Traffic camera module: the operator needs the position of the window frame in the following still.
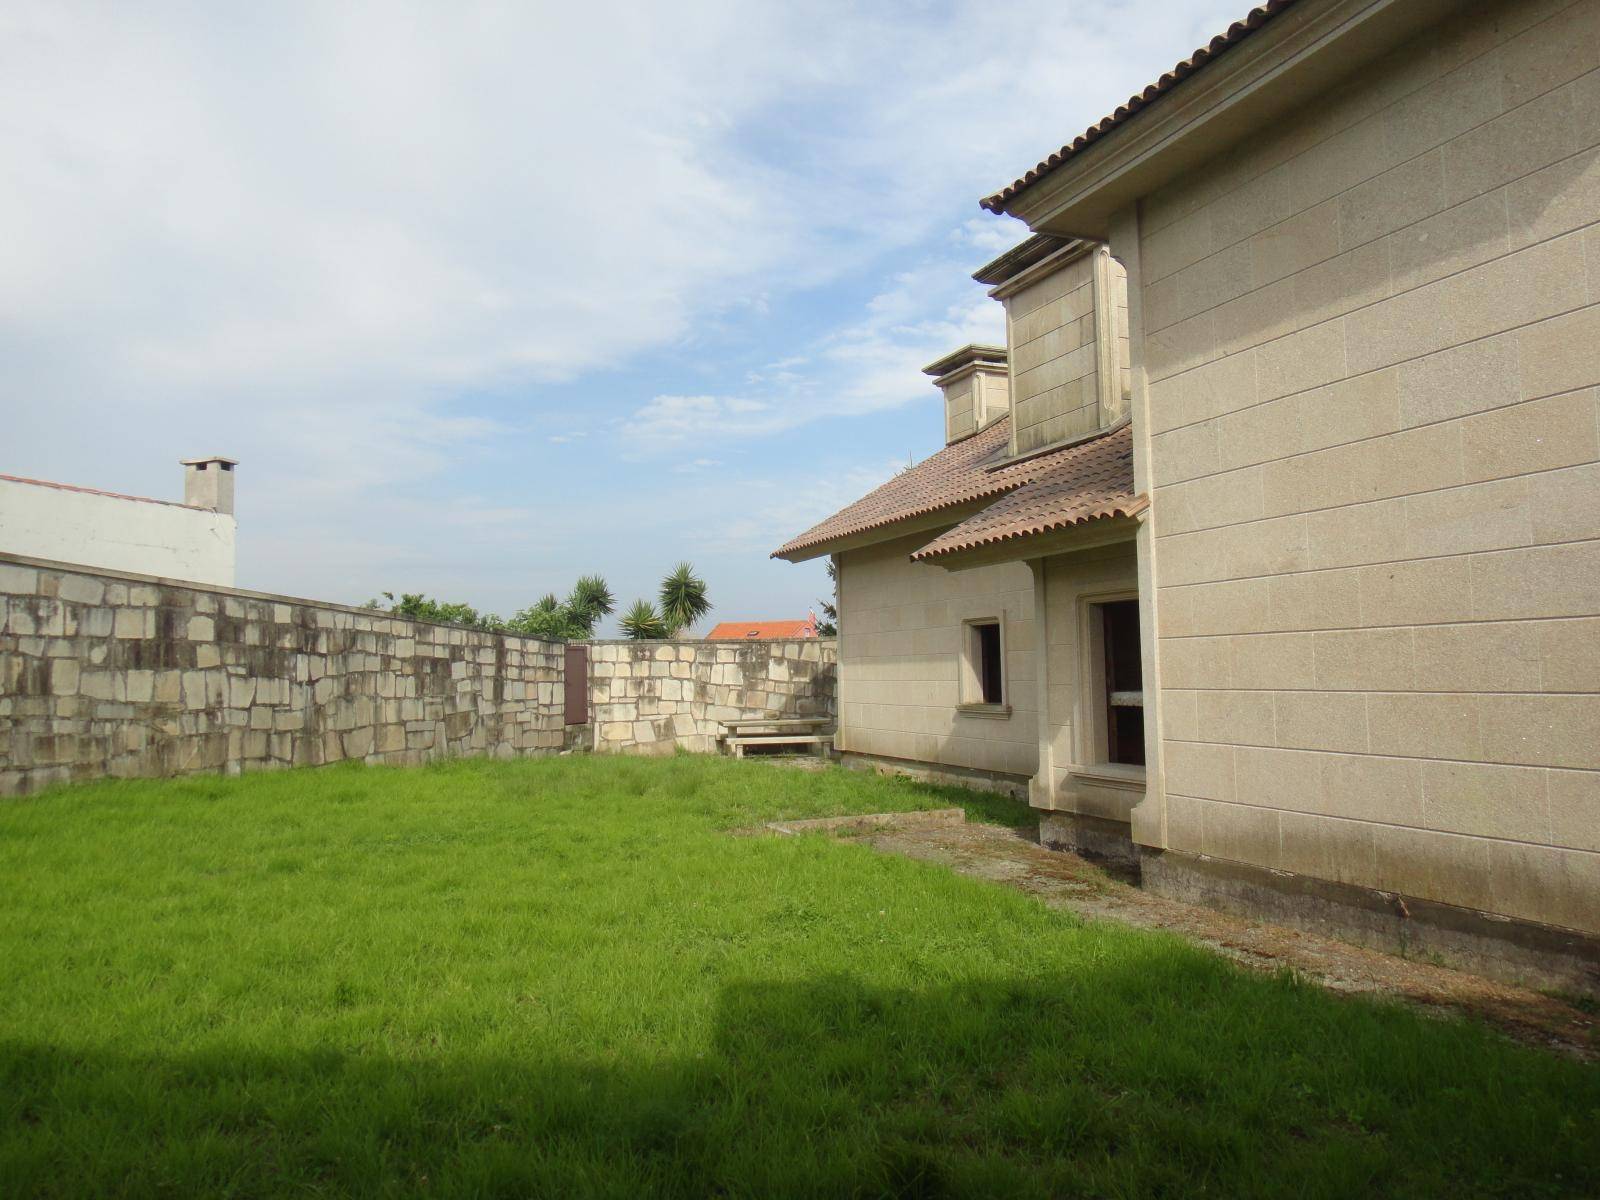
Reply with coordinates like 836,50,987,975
957,615,1011,717
1099,599,1145,767
1074,590,1146,777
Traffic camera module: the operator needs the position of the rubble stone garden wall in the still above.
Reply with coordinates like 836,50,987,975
589,638,836,755
0,554,565,796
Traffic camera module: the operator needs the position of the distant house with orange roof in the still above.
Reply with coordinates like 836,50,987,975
705,615,818,641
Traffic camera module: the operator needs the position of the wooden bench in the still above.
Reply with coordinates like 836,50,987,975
718,717,834,759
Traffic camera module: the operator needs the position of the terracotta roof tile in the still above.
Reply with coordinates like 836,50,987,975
980,1,1299,214
772,419,1036,559
705,619,817,640
774,416,1144,562
911,423,1142,561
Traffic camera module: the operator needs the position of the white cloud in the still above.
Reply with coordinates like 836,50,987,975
620,240,1008,454
2,0,1245,402
1,0,1253,613
671,457,723,474
676,458,908,560
957,217,1023,254
625,395,787,450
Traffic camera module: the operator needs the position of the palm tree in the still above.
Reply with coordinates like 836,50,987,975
620,599,669,640
506,577,615,640
566,575,615,637
658,562,710,637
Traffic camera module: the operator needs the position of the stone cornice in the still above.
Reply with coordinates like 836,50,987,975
921,344,1007,379
985,239,1101,301
972,234,1076,286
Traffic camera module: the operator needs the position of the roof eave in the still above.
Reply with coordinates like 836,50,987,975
771,496,1004,563
912,507,1147,573
988,0,1461,237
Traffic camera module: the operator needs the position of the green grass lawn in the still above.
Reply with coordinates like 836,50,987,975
1,755,1596,1199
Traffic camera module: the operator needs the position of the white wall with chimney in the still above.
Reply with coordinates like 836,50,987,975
0,459,237,587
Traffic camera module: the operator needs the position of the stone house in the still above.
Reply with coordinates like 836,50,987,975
777,0,1600,986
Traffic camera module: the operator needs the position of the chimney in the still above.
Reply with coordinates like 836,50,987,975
922,345,1009,445
181,456,238,514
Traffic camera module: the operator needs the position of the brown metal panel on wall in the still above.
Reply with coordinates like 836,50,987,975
564,644,588,725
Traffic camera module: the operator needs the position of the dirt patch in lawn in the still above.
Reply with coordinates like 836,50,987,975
841,816,1599,1059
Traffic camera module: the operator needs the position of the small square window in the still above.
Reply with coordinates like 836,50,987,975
1098,600,1144,766
968,620,1003,706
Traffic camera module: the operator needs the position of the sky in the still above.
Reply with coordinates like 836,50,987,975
3,0,1244,635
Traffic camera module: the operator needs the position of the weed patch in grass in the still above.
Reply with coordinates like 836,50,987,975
1,755,1596,1197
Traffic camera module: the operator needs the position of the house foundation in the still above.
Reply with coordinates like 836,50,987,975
1140,847,1600,998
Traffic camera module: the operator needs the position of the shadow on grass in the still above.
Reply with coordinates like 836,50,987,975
946,787,1038,832
5,953,1597,1199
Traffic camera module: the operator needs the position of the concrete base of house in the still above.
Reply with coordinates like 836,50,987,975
1038,810,1140,874
1139,847,1600,998
839,751,1030,802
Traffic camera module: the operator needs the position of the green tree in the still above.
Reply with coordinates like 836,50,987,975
566,575,616,636
505,594,568,640
374,592,504,631
505,577,616,640
368,577,615,640
816,560,838,637
658,562,711,637
620,599,669,640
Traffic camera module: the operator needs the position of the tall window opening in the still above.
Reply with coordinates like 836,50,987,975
974,621,1003,704
1098,600,1144,765
961,619,1005,708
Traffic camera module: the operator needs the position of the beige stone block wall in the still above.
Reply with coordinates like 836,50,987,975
945,377,976,442
1006,250,1101,454
1137,0,1600,934
836,531,1036,778
588,638,835,756
979,368,1012,426
0,555,565,796
1039,542,1143,821
1112,256,1133,420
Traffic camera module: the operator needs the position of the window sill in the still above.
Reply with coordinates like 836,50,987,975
1068,763,1146,791
956,702,1012,720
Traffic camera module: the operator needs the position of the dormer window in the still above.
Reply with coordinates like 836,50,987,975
973,236,1131,459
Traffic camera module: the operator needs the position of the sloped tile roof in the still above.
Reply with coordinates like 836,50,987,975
773,417,1142,562
911,423,1142,561
980,1,1299,214
773,419,1037,559
705,619,817,640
